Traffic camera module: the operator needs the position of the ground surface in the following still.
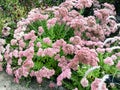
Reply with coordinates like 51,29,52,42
0,71,66,90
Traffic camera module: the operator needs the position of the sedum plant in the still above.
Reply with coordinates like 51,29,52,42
0,0,120,90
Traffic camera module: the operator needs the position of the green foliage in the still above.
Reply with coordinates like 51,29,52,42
28,20,74,42
0,0,26,35
42,0,65,6
98,0,114,4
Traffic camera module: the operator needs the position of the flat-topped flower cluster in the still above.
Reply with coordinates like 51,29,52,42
0,0,120,90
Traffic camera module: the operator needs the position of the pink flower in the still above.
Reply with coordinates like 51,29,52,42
18,58,22,65
43,37,51,45
37,48,44,56
36,77,43,83
30,70,35,77
62,44,75,54
6,64,12,75
14,78,19,83
18,39,26,48
12,50,19,58
38,26,44,35
111,55,117,60
21,66,29,77
91,78,108,90
24,30,35,40
23,59,34,68
10,39,17,46
80,78,89,87
104,57,114,66
74,48,99,66
70,36,81,45
47,18,57,29
57,69,71,86
36,42,41,47
31,67,55,84
44,48,57,57
52,39,66,48
116,61,120,70
96,48,105,53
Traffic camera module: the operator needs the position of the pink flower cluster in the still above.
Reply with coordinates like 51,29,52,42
91,78,108,90
57,68,71,86
73,48,99,66
30,67,55,83
1,0,120,90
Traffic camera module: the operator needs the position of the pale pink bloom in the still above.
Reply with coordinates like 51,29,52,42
19,51,24,58
57,69,71,86
31,36,37,42
6,64,12,75
28,40,34,47
14,69,22,79
80,78,89,87
43,37,51,45
4,51,10,61
23,59,34,68
58,7,68,17
116,61,120,70
47,18,57,29
58,56,69,71
62,44,75,55
36,42,41,47
105,48,112,53
12,50,19,58
23,47,34,59
44,48,57,57
91,78,108,90
0,39,6,45
96,48,105,53
9,52,13,58
68,59,79,71
103,3,115,11
10,39,17,46
37,48,44,56
30,70,35,77
36,77,42,83
18,39,26,48
38,26,44,35
24,30,35,40
70,36,81,45
74,48,99,66
94,10,102,20
54,54,60,60
104,57,114,66
14,78,19,83
59,0,73,10
31,67,55,84
18,58,22,65
21,66,29,77
52,39,66,48
68,10,80,17
0,46,5,53
111,55,117,60
24,33,31,40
